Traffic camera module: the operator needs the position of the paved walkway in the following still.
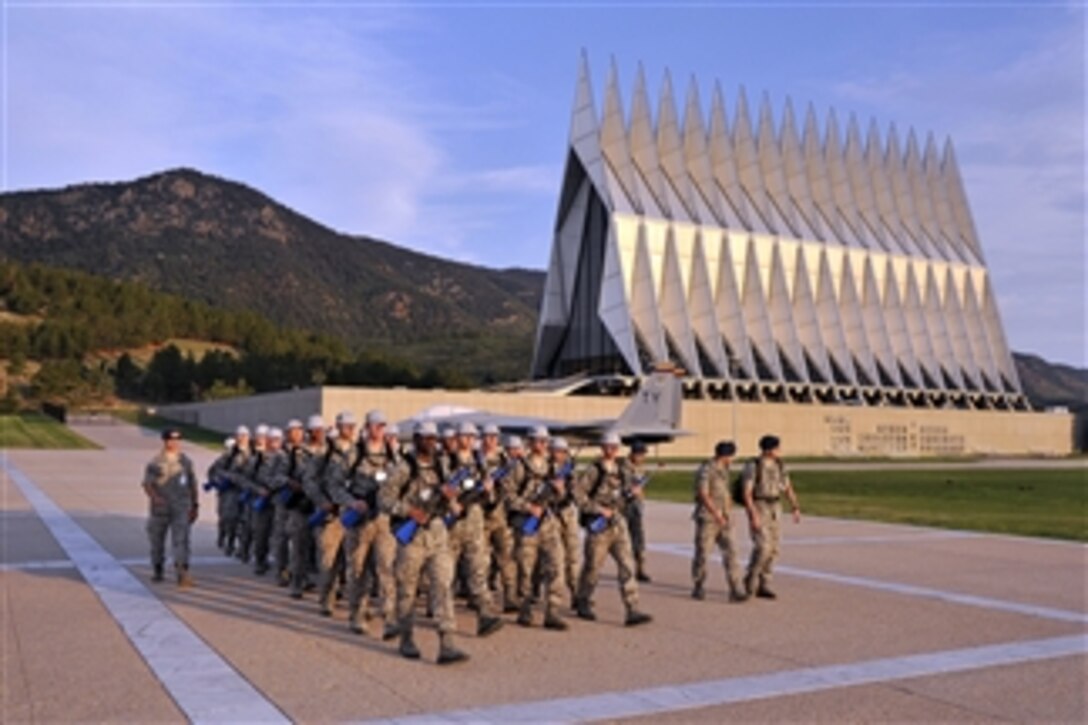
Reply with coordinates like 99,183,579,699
1,424,1085,722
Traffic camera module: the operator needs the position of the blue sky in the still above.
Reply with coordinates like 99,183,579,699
3,1,1085,366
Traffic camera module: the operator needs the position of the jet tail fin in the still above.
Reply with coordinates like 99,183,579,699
615,369,683,436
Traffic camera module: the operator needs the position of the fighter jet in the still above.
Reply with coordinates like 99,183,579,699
398,367,689,445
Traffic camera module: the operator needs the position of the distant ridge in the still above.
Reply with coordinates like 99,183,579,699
0,168,1080,400
0,168,543,380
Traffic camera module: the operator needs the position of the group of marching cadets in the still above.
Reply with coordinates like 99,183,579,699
202,410,654,665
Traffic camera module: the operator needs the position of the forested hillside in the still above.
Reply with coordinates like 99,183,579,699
0,261,470,409
0,168,543,381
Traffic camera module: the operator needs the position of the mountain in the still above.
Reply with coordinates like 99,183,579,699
1,168,1082,400
0,169,543,380
1012,353,1087,412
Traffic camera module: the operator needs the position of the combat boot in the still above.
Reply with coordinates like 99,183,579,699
151,564,164,583
348,613,367,636
691,583,705,600
516,604,533,627
381,622,400,642
575,598,596,621
756,586,777,600
624,609,652,627
177,566,194,589
729,586,750,603
436,634,468,666
476,615,503,638
636,558,651,583
398,632,421,660
543,614,568,631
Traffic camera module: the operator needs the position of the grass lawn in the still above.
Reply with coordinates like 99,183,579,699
0,413,99,449
645,467,1087,542
112,409,225,451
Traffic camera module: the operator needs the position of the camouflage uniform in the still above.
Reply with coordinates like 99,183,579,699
509,453,568,626
283,441,319,597
621,457,650,580
574,458,644,619
692,460,745,598
384,452,465,662
143,450,198,577
553,462,582,607
481,449,518,610
744,456,790,594
206,449,233,550
444,449,500,623
303,437,351,615
329,440,404,635
249,446,286,575
220,445,252,557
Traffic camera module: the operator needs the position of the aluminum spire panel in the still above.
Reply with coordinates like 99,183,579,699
714,233,757,378
790,247,835,383
681,79,730,227
533,58,1024,408
741,236,784,380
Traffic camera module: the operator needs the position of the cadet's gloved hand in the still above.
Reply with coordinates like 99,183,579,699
188,506,199,524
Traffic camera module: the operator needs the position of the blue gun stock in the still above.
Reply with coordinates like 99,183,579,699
394,519,419,545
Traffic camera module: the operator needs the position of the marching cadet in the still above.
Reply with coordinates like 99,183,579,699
508,426,569,631
622,441,652,582
691,441,747,602
549,437,582,609
284,417,322,599
481,424,518,612
220,425,252,557
250,427,287,576
384,421,468,665
742,435,801,600
206,436,235,551
439,426,458,466
271,421,304,586
384,423,404,461
304,411,356,616
329,410,403,640
573,431,652,626
237,424,270,565
444,422,503,637
142,429,198,587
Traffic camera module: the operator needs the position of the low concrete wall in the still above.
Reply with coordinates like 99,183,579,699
157,385,1076,458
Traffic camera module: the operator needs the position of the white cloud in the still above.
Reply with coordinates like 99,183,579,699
4,5,547,260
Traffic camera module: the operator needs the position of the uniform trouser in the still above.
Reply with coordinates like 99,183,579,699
218,490,240,551
272,501,290,576
624,500,647,571
396,519,456,637
692,516,744,595
236,499,252,558
447,506,496,616
577,515,638,611
315,517,345,609
484,508,517,606
251,503,275,568
557,505,582,600
516,516,566,619
148,499,192,569
345,515,396,624
286,508,314,594
747,500,781,590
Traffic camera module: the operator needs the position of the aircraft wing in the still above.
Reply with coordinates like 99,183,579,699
395,409,570,438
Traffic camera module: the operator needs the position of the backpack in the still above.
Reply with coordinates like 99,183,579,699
731,457,783,505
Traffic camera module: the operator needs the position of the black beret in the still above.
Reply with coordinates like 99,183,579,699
161,428,182,441
759,434,780,452
715,440,737,457
630,441,648,454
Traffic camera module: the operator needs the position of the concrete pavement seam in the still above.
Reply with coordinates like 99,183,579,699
2,460,289,724
646,542,1088,624
363,634,1087,723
